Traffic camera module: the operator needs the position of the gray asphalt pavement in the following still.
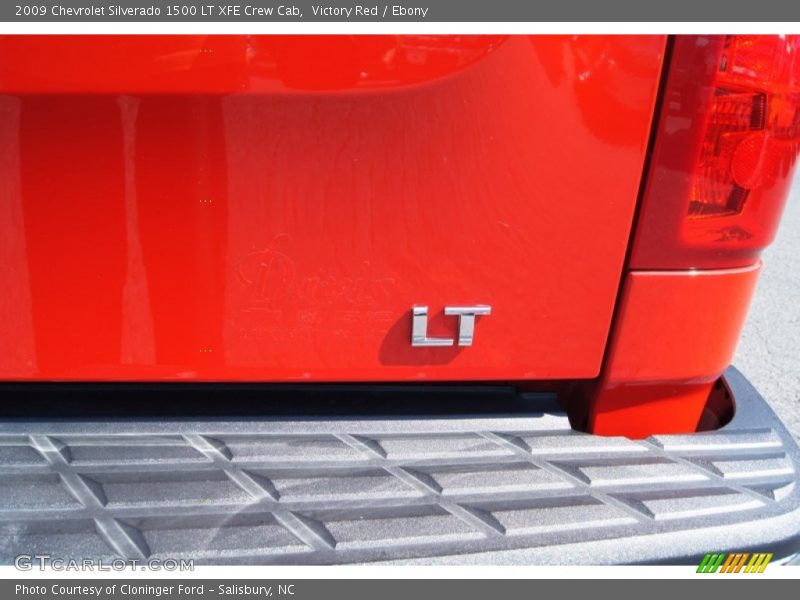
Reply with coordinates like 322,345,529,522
734,176,800,441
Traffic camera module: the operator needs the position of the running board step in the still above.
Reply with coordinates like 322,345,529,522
0,367,798,565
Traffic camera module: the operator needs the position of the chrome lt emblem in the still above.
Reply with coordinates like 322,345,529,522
411,305,491,347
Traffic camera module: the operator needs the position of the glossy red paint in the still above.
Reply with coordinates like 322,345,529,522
0,35,666,382
0,36,507,94
589,264,761,437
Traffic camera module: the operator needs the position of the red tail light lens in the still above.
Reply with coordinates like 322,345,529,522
632,35,800,269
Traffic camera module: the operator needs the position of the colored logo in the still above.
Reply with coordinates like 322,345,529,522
697,552,773,573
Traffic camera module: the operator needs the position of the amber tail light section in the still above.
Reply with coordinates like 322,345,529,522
632,35,800,270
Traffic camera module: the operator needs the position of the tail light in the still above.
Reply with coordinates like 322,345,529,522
587,35,797,437
632,35,800,269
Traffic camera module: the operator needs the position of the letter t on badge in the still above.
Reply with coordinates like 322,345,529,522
445,305,492,346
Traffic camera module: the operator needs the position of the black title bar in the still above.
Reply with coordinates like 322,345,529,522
3,0,800,22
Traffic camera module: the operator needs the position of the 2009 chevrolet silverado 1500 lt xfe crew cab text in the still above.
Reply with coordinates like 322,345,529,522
0,34,797,565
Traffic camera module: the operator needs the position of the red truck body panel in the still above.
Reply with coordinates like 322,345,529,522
0,35,666,382
589,264,761,436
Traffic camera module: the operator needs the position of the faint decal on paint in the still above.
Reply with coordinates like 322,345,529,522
234,235,397,333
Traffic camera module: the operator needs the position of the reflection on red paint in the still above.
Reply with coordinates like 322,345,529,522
0,35,507,93
0,35,666,381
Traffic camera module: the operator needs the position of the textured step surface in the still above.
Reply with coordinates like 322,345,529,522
0,368,798,565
